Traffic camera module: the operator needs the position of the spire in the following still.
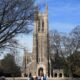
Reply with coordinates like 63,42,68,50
45,4,48,15
46,4,48,12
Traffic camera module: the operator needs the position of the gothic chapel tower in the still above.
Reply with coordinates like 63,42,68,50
33,5,49,76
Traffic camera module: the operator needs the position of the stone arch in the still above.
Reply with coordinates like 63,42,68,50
59,73,62,77
37,64,46,76
54,73,57,77
38,67,44,76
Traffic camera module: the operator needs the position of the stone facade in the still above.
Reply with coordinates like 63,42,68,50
53,69,64,78
22,5,49,77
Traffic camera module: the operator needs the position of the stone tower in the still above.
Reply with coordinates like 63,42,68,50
33,5,49,76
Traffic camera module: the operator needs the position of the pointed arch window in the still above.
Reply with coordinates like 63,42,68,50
42,20,44,32
38,19,40,32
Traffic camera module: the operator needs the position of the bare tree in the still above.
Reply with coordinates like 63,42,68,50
49,26,80,77
49,30,61,55
64,26,80,76
0,0,36,48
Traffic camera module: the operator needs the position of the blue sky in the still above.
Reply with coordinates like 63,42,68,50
18,0,80,52
21,0,80,51
4,0,80,53
1,0,80,59
42,0,80,32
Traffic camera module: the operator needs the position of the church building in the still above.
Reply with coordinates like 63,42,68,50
22,5,50,77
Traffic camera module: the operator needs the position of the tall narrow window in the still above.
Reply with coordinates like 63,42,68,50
42,20,44,32
38,20,40,32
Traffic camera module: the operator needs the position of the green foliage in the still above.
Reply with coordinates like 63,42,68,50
51,53,64,69
50,26,80,77
51,52,80,77
68,51,80,77
1,54,21,77
63,51,80,77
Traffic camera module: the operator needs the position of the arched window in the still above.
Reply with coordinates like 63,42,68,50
38,19,40,32
42,20,44,32
54,73,57,77
59,73,62,77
